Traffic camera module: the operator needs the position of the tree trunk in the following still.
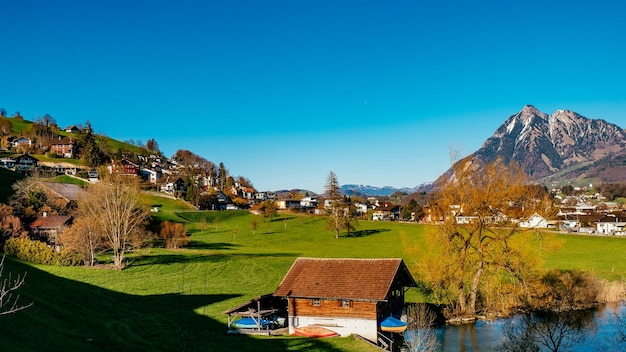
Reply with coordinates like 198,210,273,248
458,283,467,315
469,260,484,316
113,249,125,270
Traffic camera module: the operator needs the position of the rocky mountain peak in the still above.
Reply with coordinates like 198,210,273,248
472,106,626,179
520,104,542,116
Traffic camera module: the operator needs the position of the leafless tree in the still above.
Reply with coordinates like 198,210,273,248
404,303,438,352
159,221,189,249
78,174,150,269
58,217,106,266
250,217,259,235
0,255,33,316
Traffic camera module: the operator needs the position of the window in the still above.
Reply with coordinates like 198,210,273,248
312,299,320,306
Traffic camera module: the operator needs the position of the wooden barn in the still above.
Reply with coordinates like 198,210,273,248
272,257,417,344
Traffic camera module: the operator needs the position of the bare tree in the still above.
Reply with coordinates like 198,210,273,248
250,217,259,235
78,174,150,269
499,270,599,352
159,221,189,249
0,255,33,316
58,217,106,266
404,303,438,352
340,196,358,236
499,310,588,352
0,204,28,241
260,201,277,222
198,217,207,234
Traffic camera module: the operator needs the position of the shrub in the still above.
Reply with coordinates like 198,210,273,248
4,238,80,266
159,221,189,249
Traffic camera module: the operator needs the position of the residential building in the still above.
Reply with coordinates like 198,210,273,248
273,257,417,344
49,136,74,158
14,154,39,171
28,213,72,247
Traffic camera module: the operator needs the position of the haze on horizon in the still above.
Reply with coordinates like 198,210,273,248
2,0,625,193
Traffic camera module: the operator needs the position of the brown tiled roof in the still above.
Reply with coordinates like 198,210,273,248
29,215,72,229
50,137,73,145
273,257,416,301
39,182,85,201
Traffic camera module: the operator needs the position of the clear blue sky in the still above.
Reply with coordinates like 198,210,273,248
2,0,625,193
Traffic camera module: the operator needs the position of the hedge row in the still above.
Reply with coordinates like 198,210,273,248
4,238,81,266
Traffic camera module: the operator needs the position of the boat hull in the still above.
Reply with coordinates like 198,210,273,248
293,326,339,338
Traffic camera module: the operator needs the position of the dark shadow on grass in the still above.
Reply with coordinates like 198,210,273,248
131,252,302,267
345,228,390,238
1,256,355,352
186,241,241,250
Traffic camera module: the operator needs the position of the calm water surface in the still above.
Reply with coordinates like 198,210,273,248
428,302,626,351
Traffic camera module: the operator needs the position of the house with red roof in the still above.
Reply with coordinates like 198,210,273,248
28,213,72,247
272,257,417,345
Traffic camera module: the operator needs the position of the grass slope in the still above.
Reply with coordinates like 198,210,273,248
1,207,626,351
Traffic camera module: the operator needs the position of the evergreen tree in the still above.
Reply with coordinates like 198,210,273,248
218,162,228,191
324,171,344,239
76,121,105,167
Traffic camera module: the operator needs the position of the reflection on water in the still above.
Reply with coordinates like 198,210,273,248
421,302,626,351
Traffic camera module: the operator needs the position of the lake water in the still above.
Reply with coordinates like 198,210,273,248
425,302,626,351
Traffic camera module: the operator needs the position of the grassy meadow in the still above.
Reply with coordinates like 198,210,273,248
2,195,626,351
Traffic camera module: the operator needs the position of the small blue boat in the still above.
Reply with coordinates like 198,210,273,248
380,316,407,333
232,317,271,329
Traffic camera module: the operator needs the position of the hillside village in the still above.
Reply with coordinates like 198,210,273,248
3,113,626,242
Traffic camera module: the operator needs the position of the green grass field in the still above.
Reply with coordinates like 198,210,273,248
2,198,626,351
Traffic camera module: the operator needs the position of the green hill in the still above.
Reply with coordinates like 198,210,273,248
3,116,156,167
5,116,33,135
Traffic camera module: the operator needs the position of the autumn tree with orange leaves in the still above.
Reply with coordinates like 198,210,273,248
417,157,559,319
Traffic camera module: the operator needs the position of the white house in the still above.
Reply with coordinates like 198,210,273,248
10,136,32,148
519,213,548,228
596,215,626,235
139,168,161,184
300,196,318,208
354,202,368,215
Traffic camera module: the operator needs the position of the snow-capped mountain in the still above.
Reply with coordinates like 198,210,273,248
340,184,429,197
474,105,626,179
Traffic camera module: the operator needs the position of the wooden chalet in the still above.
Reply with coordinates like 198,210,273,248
14,154,39,171
272,257,417,345
64,125,81,133
28,213,72,246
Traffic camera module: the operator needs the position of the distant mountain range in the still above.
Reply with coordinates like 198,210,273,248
340,184,429,197
435,105,626,188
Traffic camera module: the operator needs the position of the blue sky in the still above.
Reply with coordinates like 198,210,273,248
2,1,625,193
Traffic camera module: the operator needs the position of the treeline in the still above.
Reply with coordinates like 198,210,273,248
597,183,626,201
